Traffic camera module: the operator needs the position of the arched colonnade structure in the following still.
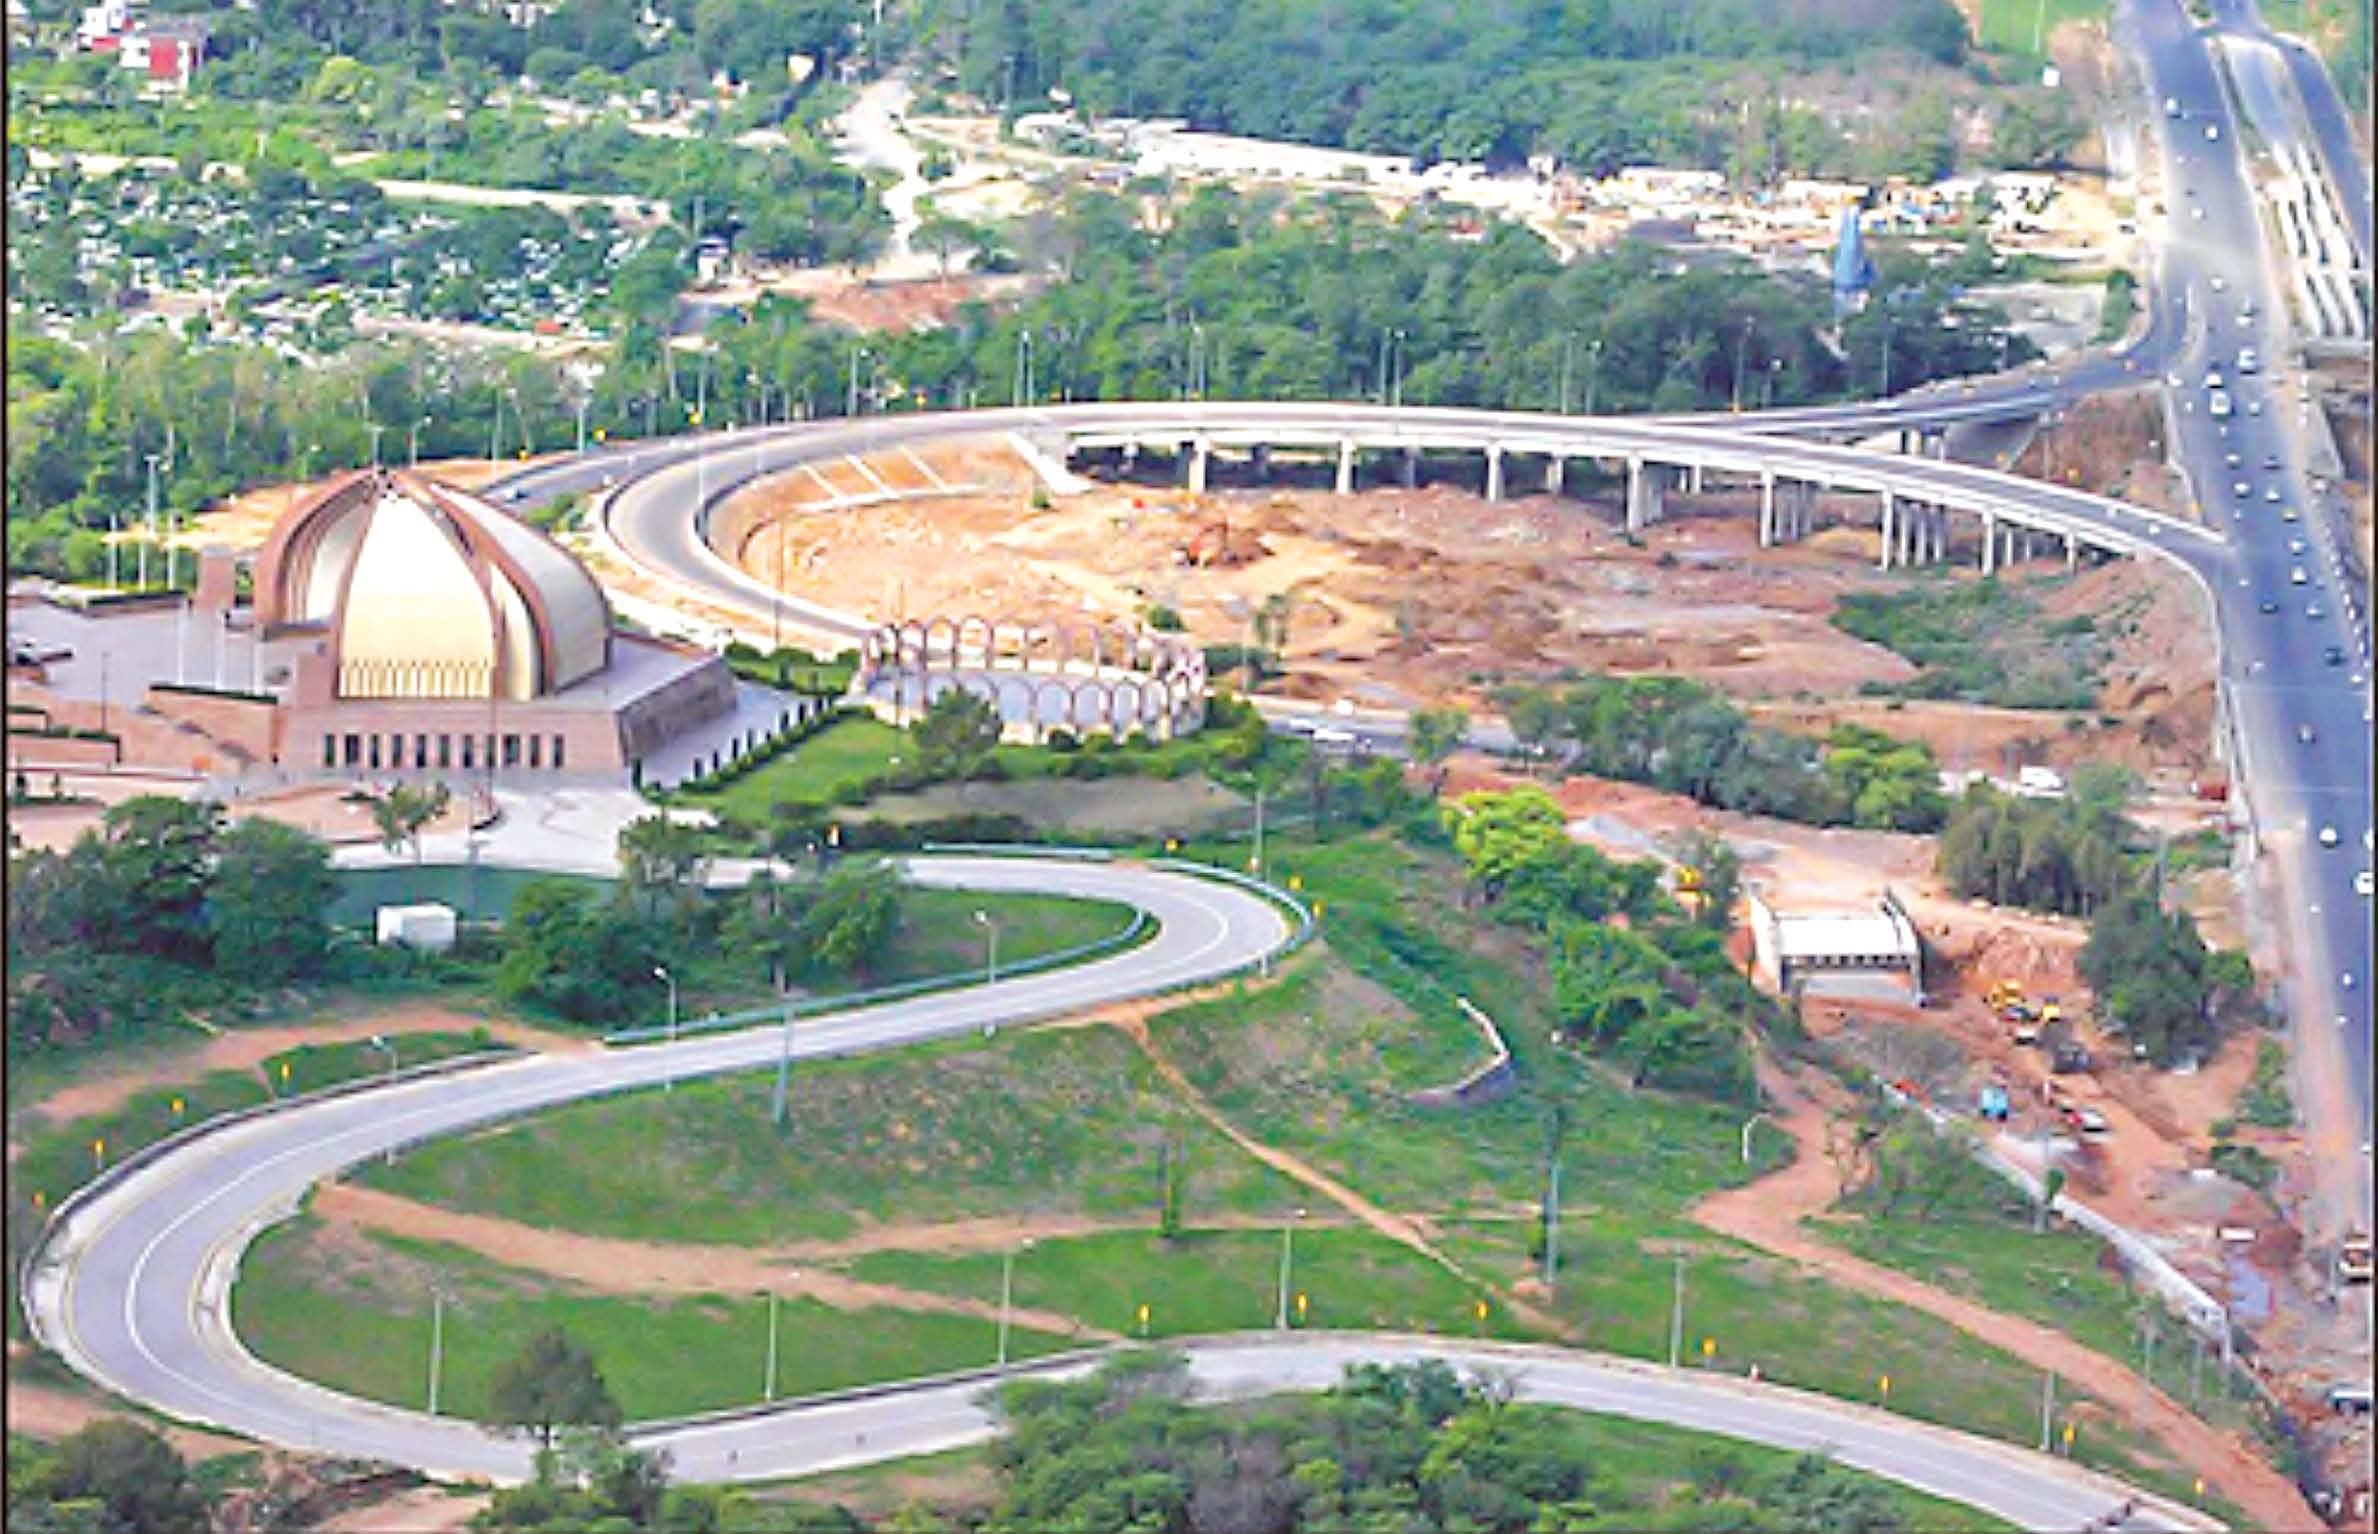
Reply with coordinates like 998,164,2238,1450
857,615,1207,741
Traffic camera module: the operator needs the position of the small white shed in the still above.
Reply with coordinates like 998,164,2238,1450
376,902,458,953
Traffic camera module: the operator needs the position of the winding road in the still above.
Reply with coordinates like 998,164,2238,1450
25,854,2214,1531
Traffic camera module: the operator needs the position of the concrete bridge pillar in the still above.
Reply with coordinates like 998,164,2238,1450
1981,512,1998,576
1121,438,1140,468
1188,438,1211,494
1626,455,1658,534
1879,491,1897,571
1400,447,1420,489
1251,443,1272,482
1485,444,1505,503
1545,455,1565,496
1688,461,1705,495
2065,531,2079,574
1336,439,1356,496
1758,470,1776,548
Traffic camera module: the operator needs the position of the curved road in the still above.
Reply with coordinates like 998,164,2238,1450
25,852,2214,1531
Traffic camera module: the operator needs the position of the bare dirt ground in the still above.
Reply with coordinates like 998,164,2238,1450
705,269,1041,333
732,449,2216,770
310,1183,1114,1341
13,1003,590,1140
1695,1054,2318,1530
314,1485,490,1533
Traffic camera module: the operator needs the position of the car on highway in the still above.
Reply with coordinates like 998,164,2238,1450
2208,391,2232,418
2234,480,2252,497
2205,123,2220,140
2292,566,2309,584
2246,398,2263,415
2265,486,2282,503
2326,645,2348,665
2290,537,2309,554
2238,347,2259,373
2307,603,2324,619
2172,372,2190,389
2299,723,2318,745
2225,451,2243,468
2259,596,2281,613
2359,870,2374,897
2264,453,2281,470
2283,505,2301,522
2320,825,2341,847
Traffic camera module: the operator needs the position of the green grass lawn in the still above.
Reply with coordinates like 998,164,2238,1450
1974,0,2108,53
361,1025,1304,1245
8,1031,499,1213
678,715,909,821
849,1226,1509,1343
231,1217,1072,1422
1816,1193,2268,1440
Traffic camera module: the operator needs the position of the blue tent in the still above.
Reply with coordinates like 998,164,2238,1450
1831,207,1876,312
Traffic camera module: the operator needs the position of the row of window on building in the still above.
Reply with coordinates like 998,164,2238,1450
322,730,567,773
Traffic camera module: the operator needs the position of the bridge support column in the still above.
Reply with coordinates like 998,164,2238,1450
1188,438,1210,494
1336,439,1356,496
1400,447,1420,489
1545,455,1565,495
2065,532,2078,574
1121,438,1140,468
1981,512,1998,575
1879,491,1897,572
1251,443,1272,482
1485,444,1505,503
1759,470,1776,548
1688,462,1704,495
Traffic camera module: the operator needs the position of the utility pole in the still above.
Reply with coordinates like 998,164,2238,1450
1558,332,1577,414
2038,1369,2055,1452
763,1290,779,1400
141,453,161,589
1274,1207,1305,1330
368,422,385,467
1542,1155,1561,1284
1584,338,1604,415
998,1239,1032,1366
770,988,795,1129
1668,1255,1685,1367
426,1288,446,1415
1252,784,1265,874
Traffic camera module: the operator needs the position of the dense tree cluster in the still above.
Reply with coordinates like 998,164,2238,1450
2078,896,2254,1066
6,1421,211,1534
1935,773,2136,917
1445,786,1765,1102
927,0,1970,175
976,1351,1914,1532
7,796,337,1055
1493,677,1947,834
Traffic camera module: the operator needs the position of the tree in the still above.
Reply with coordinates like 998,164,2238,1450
491,1326,621,1448
1407,705,1468,798
1666,828,1741,933
912,686,1001,790
29,1420,207,1534
209,819,336,983
617,813,711,916
802,860,904,979
369,781,451,898
1443,787,1567,898
93,795,223,963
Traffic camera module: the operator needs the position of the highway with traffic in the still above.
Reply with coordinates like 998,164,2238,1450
17,0,2369,1518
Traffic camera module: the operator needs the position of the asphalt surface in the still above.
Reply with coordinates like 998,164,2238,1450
25,850,2218,1530
2123,0,2374,1236
27,857,1286,1477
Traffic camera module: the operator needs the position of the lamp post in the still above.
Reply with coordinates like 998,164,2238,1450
1275,1206,1306,1330
973,909,1000,984
847,345,871,417
1740,1111,1768,1164
409,416,430,468
371,1035,399,1164
998,1237,1033,1367
141,452,161,589
762,1285,786,1400
1558,331,1578,415
426,1285,447,1415
654,965,679,1092
1583,338,1604,416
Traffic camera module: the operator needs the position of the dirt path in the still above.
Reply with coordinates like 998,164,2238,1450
18,1004,594,1132
314,1184,1114,1341
313,1485,489,1533
1693,1056,2317,1530
1096,1004,1576,1340
4,1378,253,1460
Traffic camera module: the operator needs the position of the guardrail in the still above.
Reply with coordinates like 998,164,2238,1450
602,903,1153,1046
18,1047,522,1343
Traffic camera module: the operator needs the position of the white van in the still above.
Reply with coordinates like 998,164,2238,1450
2237,348,2258,373
2208,390,2233,418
